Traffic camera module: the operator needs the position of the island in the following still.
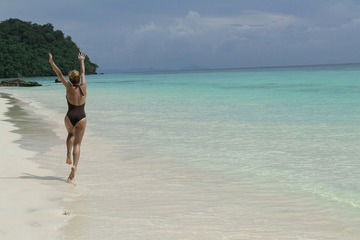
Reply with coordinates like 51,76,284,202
0,18,98,78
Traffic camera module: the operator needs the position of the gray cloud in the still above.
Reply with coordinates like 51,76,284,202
1,0,360,71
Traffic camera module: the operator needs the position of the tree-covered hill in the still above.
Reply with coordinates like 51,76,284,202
0,18,98,78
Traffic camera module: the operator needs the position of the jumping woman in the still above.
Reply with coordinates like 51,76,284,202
49,52,87,182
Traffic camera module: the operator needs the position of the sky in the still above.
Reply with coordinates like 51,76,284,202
1,0,360,72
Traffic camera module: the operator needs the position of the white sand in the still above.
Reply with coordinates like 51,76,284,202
0,96,66,240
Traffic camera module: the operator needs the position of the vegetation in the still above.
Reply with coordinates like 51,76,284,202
0,18,98,78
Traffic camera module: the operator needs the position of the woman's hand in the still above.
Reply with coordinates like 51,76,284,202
78,52,86,61
48,53,54,64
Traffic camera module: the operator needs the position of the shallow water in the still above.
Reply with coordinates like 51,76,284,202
3,64,360,239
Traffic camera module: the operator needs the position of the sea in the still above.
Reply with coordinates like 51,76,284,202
2,64,360,239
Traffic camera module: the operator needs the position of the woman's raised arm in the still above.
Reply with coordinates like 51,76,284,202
48,53,68,87
78,52,86,87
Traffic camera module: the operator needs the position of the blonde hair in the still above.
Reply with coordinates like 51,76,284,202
68,70,80,85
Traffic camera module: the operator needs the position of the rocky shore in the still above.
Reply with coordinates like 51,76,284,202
0,79,42,87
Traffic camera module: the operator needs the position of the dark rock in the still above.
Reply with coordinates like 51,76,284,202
55,78,61,83
0,79,42,87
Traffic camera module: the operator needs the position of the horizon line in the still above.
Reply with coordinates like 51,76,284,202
99,62,360,74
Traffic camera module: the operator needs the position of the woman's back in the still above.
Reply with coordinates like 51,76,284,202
66,85,86,105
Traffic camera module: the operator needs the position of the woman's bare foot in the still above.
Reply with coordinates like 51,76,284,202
66,155,72,165
66,167,76,182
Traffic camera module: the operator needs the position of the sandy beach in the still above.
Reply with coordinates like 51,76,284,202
3,0,360,238
0,95,66,240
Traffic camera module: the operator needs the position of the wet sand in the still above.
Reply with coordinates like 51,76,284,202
0,94,67,240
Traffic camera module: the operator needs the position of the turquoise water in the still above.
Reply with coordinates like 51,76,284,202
5,65,360,238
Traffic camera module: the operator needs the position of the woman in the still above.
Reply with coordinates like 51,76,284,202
49,52,87,182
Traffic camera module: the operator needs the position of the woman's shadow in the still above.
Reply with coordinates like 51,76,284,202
17,172,66,182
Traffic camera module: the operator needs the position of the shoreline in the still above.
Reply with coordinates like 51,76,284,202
0,93,67,239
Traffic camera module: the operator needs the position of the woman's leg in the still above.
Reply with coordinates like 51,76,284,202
66,134,74,164
68,118,87,181
64,117,74,164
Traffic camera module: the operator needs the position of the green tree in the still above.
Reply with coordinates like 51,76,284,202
0,18,98,78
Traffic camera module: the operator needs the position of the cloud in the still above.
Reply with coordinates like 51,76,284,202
135,10,302,37
110,10,305,70
102,6,360,71
2,0,360,71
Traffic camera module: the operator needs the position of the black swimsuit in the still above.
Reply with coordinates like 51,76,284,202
66,97,86,126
